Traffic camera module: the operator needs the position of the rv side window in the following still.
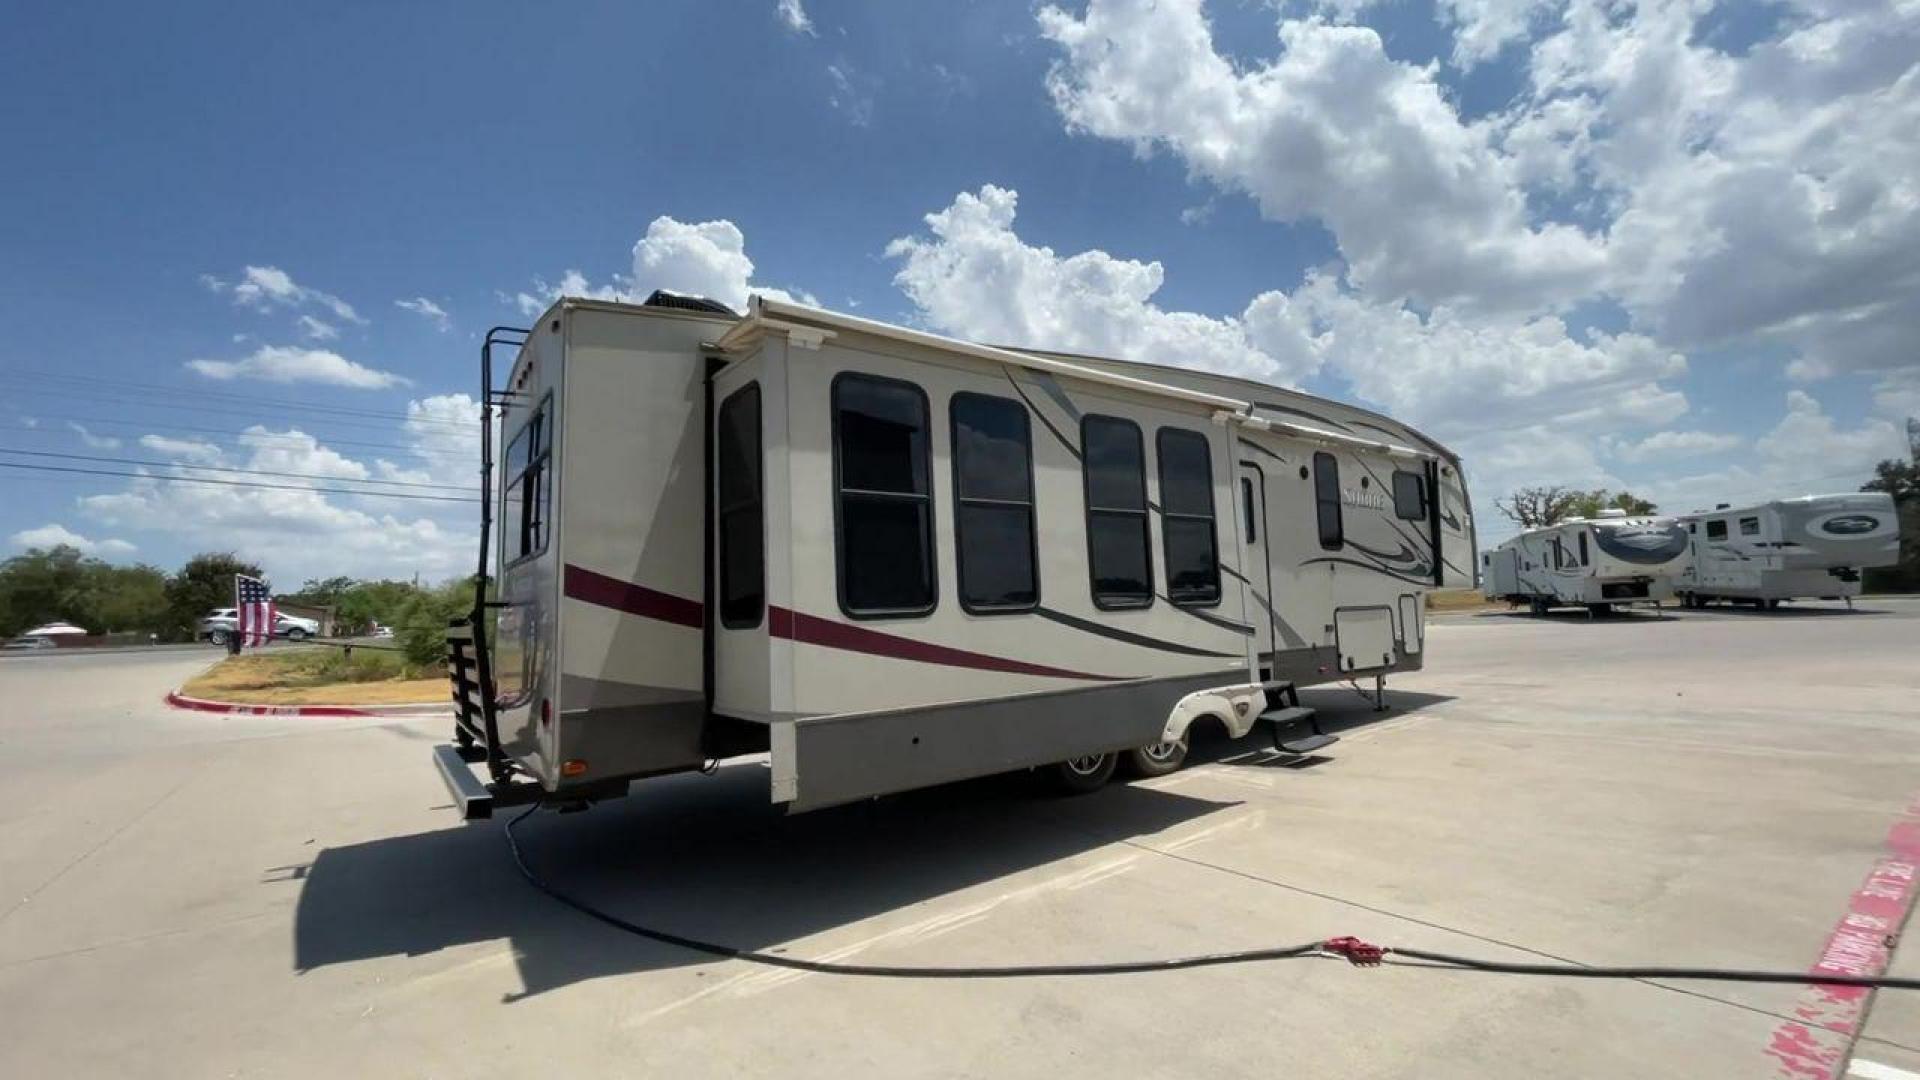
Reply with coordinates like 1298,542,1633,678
1392,470,1426,520
504,398,552,562
1081,415,1152,608
1578,530,1589,566
1313,452,1343,549
1241,477,1257,543
833,373,936,617
1156,428,1221,606
1707,519,1727,540
1739,516,1760,536
950,393,1038,613
717,384,764,629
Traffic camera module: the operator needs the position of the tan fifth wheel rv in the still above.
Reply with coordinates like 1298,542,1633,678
437,294,1476,818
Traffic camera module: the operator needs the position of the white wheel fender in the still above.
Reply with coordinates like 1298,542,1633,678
1161,684,1264,745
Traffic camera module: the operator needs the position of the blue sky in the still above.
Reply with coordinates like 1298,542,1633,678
2,0,1914,585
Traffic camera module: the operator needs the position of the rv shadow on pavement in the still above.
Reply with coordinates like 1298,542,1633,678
1688,603,1885,618
291,758,1241,1000
1184,687,1454,772
1483,608,1680,623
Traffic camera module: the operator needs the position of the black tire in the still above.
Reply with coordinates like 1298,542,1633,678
207,628,230,646
1765,599,1782,610
284,627,310,641
1051,752,1118,794
1587,603,1612,616
1529,598,1549,617
1124,738,1189,778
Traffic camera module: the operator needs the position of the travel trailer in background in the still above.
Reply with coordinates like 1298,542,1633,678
1482,510,1689,615
437,294,1476,818
1675,493,1901,608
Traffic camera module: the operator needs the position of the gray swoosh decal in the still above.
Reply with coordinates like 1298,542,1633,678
1033,606,1240,658
1032,370,1084,422
1005,371,1081,461
1301,556,1436,588
1237,437,1287,465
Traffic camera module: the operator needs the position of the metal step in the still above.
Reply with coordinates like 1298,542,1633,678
433,744,494,820
1276,732,1339,755
1257,705,1315,727
1257,705,1340,756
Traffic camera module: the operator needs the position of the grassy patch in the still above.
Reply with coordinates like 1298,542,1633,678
182,646,446,706
1426,588,1503,613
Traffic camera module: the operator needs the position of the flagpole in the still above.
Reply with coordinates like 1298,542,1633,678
229,573,243,656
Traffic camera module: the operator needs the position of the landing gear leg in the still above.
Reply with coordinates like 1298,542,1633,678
1371,673,1388,712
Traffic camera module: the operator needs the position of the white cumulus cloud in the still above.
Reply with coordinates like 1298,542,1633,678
203,265,365,324
887,185,1308,384
395,296,451,331
513,216,811,317
776,0,815,36
186,345,410,389
1607,429,1745,465
10,523,136,557
296,315,338,341
1037,0,1607,313
80,402,481,584
67,421,122,450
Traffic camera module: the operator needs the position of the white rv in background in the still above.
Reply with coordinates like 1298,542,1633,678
437,294,1476,818
1482,510,1688,615
1675,493,1901,608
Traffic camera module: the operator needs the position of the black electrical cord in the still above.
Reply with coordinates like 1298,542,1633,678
505,804,1920,989
1385,948,1920,989
504,804,1324,977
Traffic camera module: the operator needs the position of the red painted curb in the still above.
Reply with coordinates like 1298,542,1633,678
163,690,447,718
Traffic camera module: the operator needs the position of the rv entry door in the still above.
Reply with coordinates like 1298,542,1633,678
1237,462,1277,666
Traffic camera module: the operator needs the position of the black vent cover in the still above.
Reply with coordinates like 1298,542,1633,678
643,289,738,317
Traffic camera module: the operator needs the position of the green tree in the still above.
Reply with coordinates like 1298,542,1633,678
82,564,169,633
338,579,422,634
393,577,478,670
164,552,265,641
1494,485,1579,528
0,545,93,636
1566,489,1659,519
1863,459,1919,501
1863,459,1920,593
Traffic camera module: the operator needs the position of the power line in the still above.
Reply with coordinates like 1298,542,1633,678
10,370,479,428
11,386,476,435
4,415,475,460
0,460,478,503
0,447,475,492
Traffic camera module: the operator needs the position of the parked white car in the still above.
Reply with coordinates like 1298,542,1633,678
198,608,319,645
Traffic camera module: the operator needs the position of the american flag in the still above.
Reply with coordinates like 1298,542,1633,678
235,574,276,648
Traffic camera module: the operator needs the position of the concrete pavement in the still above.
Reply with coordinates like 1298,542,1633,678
2,601,1918,1077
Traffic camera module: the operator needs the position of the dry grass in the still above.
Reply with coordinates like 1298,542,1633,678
182,648,445,706
1426,587,1503,613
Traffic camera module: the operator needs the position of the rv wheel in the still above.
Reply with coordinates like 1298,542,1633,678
1124,738,1189,778
1051,752,1118,794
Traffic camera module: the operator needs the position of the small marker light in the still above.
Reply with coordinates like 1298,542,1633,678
561,759,588,777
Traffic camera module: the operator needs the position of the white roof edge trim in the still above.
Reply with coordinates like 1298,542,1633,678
749,296,1249,412
1229,412,1428,459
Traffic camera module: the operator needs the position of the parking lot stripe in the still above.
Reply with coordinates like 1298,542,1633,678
1848,1060,1920,1080
1766,794,1920,1079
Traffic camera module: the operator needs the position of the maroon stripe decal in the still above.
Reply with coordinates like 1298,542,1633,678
770,605,1123,682
561,564,1119,681
563,564,703,629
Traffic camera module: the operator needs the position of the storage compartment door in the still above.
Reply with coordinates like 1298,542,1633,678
1334,606,1396,674
1397,594,1422,654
